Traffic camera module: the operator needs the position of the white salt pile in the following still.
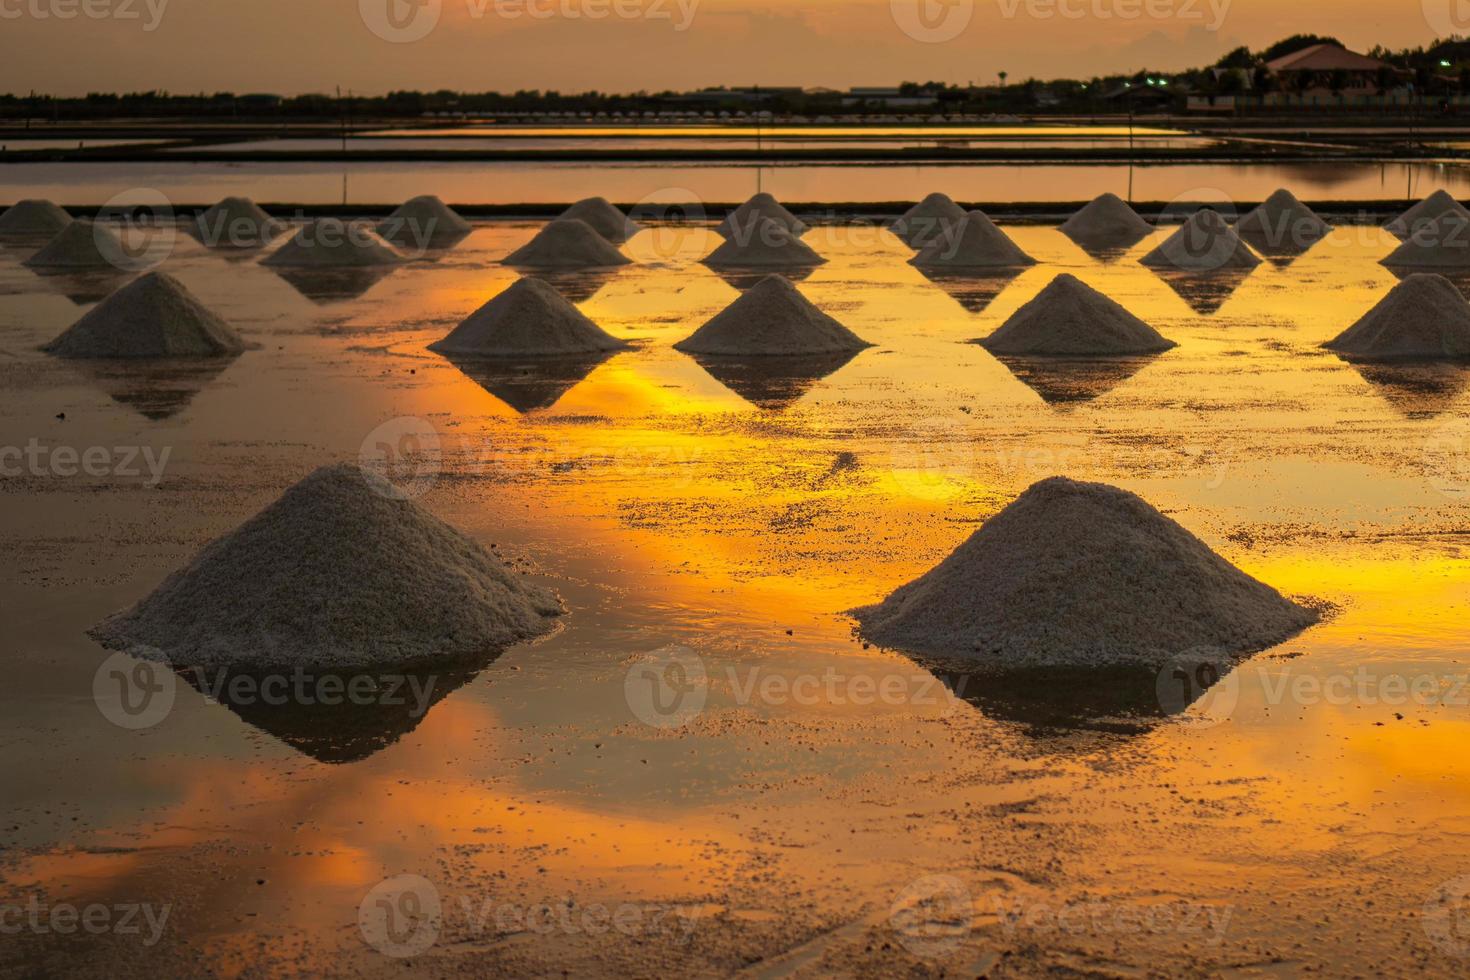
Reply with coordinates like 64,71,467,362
429,277,628,358
193,197,284,248
42,271,246,359
910,211,1036,268
702,218,826,268
675,274,870,355
0,199,73,240
978,273,1176,356
1323,273,1470,361
262,219,404,267
1234,188,1329,252
1139,208,1261,270
852,476,1317,668
24,220,131,269
1381,213,1470,268
90,463,565,669
377,195,472,248
502,218,631,268
1385,189,1470,240
716,192,806,240
558,197,642,243
891,193,967,248
1058,193,1153,246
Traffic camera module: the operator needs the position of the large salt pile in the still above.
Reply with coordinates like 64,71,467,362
24,220,130,269
377,195,472,248
852,476,1317,668
675,274,869,355
1139,208,1261,271
1381,213,1470,269
1385,189,1470,240
262,219,403,267
1323,274,1470,361
1058,193,1153,247
0,199,72,241
42,271,246,359
1234,188,1330,253
193,197,284,248
502,218,631,269
716,192,806,240
910,211,1035,268
891,193,967,248
558,197,641,243
702,218,826,268
90,463,564,669
429,277,628,358
978,274,1176,356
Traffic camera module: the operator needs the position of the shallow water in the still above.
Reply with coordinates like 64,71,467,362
1,220,1469,976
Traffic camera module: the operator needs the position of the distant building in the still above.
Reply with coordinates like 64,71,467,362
1264,43,1393,96
842,87,938,108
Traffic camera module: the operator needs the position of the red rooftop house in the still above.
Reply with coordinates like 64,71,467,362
1262,43,1396,102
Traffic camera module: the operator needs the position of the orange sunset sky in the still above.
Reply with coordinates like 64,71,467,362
0,0,1444,95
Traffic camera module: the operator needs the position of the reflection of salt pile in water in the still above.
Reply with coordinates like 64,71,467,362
716,193,805,239
910,211,1035,268
675,274,869,355
0,199,73,240
1058,193,1153,247
24,220,130,268
852,476,1317,667
193,197,284,248
43,271,246,359
1324,274,1470,361
1234,188,1330,253
262,219,403,267
377,195,471,248
1381,213,1470,269
429,277,628,357
703,218,826,269
503,218,631,268
978,274,1176,356
1139,208,1261,270
558,197,641,243
91,463,565,669
1385,189,1470,240
892,193,967,248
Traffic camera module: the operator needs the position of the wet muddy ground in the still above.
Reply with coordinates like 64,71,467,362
1,218,1469,977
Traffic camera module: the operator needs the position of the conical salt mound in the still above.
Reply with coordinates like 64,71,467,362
702,219,826,268
1234,189,1330,253
716,193,806,240
558,197,641,243
377,195,472,248
1385,190,1470,240
1059,193,1153,246
502,219,631,269
262,219,403,267
910,211,1036,268
1324,274,1470,361
1381,213,1470,269
90,463,565,669
429,278,628,358
852,477,1317,668
1139,209,1260,271
42,272,246,359
979,274,1176,356
675,275,869,356
0,199,72,241
24,220,131,269
892,193,967,248
193,197,284,248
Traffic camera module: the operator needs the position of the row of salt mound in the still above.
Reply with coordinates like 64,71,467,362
1234,188,1329,254
1385,189,1470,240
91,462,564,670
716,193,805,240
43,271,246,359
430,277,627,357
1059,192,1153,247
702,218,825,269
558,197,642,243
262,218,404,267
377,195,472,248
1325,273,1470,361
892,193,968,248
192,197,285,249
0,199,73,241
1139,208,1260,271
23,220,132,269
503,218,631,269
978,273,1175,357
910,211,1035,268
852,476,1318,669
675,275,869,356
